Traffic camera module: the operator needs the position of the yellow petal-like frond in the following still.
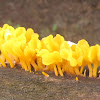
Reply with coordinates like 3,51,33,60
60,48,72,61
25,28,34,42
42,51,62,65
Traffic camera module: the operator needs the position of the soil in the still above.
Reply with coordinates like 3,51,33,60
0,0,100,100
1,66,100,100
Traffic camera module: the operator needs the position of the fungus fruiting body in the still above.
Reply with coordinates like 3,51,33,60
0,24,100,78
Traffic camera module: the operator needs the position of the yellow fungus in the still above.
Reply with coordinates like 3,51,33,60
75,77,79,81
42,71,49,77
0,24,100,78
84,69,86,77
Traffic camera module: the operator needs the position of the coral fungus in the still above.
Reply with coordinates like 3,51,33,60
0,24,100,78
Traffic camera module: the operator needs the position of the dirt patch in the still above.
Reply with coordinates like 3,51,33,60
0,67,100,100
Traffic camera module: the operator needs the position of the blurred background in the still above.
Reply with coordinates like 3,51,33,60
0,0,100,45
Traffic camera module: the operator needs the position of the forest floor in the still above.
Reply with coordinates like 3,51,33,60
0,66,100,100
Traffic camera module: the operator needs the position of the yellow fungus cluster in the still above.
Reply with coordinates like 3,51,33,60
0,24,100,78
